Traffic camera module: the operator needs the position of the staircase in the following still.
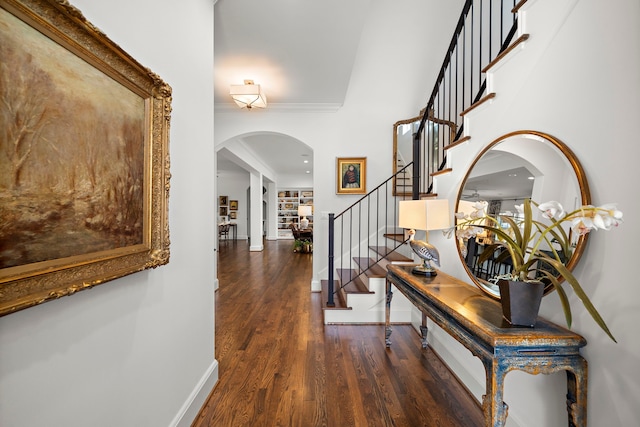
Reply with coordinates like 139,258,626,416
322,0,554,325
321,245,415,324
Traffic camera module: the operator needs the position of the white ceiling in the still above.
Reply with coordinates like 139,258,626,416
214,0,371,108
217,134,313,178
214,0,372,177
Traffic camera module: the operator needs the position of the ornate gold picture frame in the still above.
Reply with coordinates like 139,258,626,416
0,0,172,316
336,157,366,194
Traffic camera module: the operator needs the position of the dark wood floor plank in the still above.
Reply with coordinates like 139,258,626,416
193,239,483,427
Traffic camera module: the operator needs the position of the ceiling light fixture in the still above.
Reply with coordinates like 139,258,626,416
229,79,267,109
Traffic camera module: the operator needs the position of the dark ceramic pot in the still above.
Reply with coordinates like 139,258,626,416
497,279,544,327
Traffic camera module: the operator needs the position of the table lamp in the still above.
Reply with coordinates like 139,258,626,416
298,205,312,229
398,199,450,276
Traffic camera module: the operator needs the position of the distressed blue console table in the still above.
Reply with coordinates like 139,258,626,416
385,264,588,427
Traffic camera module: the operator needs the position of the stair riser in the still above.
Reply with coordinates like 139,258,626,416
324,285,413,324
323,308,412,324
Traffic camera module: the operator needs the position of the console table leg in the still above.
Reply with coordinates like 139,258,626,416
420,312,429,349
566,357,588,427
385,280,393,347
385,325,392,348
483,361,509,427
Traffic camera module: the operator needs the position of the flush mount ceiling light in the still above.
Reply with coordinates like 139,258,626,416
229,79,267,109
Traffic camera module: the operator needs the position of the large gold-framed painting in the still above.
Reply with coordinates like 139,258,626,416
0,0,172,316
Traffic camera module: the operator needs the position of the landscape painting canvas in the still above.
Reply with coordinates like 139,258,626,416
0,8,145,268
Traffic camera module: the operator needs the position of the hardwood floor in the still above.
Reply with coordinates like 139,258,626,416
192,239,483,427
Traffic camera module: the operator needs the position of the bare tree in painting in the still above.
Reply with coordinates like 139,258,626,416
0,43,59,190
85,116,144,237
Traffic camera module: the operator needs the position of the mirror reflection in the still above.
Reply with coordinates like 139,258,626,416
455,131,591,298
393,111,457,196
392,116,420,196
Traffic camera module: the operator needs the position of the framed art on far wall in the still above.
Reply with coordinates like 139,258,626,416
229,200,238,210
0,0,171,317
337,157,367,194
229,212,237,219
219,195,228,206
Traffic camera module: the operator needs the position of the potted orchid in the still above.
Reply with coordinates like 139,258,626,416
450,199,622,341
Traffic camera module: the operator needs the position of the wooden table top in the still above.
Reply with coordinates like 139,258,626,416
386,264,587,350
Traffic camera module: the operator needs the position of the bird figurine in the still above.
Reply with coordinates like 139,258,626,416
407,229,440,276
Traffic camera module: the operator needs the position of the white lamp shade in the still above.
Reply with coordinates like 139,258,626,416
229,80,267,109
298,205,312,217
398,199,450,231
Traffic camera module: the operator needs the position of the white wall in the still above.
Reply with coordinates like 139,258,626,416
215,0,640,425
277,174,313,188
0,1,217,426
217,170,250,239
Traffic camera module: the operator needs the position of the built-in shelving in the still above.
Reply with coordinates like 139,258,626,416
277,188,313,239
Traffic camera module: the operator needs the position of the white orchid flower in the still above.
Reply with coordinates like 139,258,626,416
596,203,623,230
571,216,596,235
473,201,488,211
456,226,482,240
538,201,565,220
469,209,483,219
443,227,455,239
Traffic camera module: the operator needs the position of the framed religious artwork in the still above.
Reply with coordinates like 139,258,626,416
336,157,367,194
219,195,228,206
229,200,238,210
0,0,172,316
229,212,237,220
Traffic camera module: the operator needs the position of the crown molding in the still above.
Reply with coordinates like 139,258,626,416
214,102,342,113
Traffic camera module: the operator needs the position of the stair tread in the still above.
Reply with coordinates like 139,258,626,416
320,280,349,310
352,257,387,278
337,269,373,293
383,232,406,243
369,246,413,262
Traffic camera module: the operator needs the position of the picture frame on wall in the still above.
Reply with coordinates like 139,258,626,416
219,195,228,206
229,212,237,220
337,157,367,194
219,207,228,216
0,0,172,317
229,200,238,210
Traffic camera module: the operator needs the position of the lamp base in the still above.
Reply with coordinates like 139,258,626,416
411,265,438,276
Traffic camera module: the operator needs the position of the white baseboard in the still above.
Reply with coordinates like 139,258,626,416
170,359,219,427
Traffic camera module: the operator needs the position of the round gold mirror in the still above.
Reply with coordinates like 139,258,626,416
455,131,591,298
